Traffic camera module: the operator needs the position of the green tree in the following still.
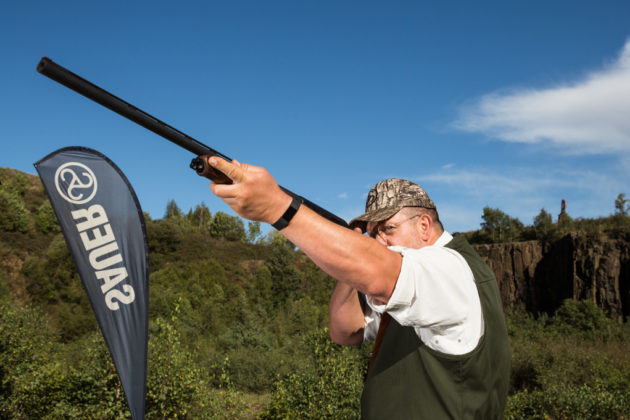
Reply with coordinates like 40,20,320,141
0,170,28,197
267,234,301,307
165,199,183,219
0,190,30,233
247,221,262,244
145,219,184,267
533,208,552,230
35,200,60,234
252,265,274,313
614,193,628,216
145,315,202,418
556,211,573,233
186,202,212,232
210,212,246,241
533,208,558,241
481,207,523,243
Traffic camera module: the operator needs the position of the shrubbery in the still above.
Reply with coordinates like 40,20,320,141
507,383,629,420
5,294,626,418
1,169,629,418
35,200,59,234
261,329,368,420
506,300,630,419
0,190,30,233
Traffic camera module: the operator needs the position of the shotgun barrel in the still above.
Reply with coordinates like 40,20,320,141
37,57,349,228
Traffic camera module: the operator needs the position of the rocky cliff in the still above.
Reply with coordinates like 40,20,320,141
473,230,630,322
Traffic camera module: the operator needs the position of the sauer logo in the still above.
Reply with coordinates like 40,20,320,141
54,162,98,204
52,159,135,311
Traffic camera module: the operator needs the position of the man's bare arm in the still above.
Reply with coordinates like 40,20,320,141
329,282,365,345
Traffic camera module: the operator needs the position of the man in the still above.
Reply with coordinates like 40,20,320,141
207,157,510,419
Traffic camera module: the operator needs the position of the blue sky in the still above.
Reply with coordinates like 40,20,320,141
2,1,630,233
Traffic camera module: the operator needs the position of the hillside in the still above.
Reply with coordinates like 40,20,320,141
4,166,627,323
1,167,629,418
0,167,334,339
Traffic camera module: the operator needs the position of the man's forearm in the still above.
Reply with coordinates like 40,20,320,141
329,281,365,346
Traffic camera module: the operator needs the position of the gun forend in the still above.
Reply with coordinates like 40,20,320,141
190,156,233,184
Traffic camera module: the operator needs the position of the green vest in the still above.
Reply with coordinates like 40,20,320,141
361,236,510,419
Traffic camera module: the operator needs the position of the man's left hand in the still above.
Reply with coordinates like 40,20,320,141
208,157,292,224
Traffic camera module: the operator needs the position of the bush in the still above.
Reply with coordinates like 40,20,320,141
0,190,30,233
145,315,201,418
0,170,27,197
21,235,95,340
261,328,368,419
268,235,302,307
146,218,184,255
506,307,630,419
210,211,246,242
549,299,621,341
506,382,629,420
0,300,60,417
17,335,128,419
35,200,60,234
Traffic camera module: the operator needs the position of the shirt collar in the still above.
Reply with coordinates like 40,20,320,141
387,231,453,254
434,231,453,247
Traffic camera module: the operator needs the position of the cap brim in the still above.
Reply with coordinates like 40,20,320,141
349,206,402,232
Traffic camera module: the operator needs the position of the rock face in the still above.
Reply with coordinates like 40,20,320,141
472,230,630,322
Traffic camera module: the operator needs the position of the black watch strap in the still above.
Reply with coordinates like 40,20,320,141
272,196,303,230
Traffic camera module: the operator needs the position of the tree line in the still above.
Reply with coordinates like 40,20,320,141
465,193,630,244
2,167,629,245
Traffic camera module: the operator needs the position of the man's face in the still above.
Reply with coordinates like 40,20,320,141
367,210,426,249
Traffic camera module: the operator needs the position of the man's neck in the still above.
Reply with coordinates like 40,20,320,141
426,229,444,246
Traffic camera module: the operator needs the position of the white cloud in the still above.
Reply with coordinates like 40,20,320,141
337,192,349,199
454,39,630,154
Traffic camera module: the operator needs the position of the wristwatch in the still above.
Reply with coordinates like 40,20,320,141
272,196,303,230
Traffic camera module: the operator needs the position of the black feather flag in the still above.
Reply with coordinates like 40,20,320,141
35,147,148,419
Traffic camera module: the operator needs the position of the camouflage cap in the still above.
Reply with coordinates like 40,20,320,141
349,178,436,232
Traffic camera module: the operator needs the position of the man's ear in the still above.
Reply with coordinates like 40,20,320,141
417,214,433,241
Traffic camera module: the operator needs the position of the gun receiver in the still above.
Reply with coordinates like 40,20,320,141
37,57,348,228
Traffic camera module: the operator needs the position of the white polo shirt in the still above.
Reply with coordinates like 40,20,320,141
363,232,484,355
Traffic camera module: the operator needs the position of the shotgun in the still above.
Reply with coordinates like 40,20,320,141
36,57,349,228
